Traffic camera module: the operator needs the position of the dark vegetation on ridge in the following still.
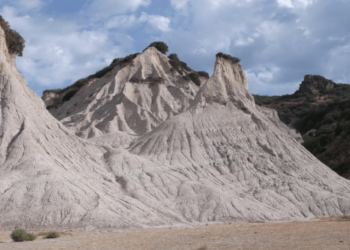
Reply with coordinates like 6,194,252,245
254,75,350,178
216,52,241,63
0,15,25,57
167,53,207,86
43,42,209,109
144,41,169,54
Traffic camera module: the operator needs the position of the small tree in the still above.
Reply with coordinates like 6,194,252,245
5,29,25,57
188,72,201,86
0,15,25,57
146,41,169,54
197,71,210,79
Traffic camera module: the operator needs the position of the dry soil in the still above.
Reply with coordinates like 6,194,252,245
1,218,349,250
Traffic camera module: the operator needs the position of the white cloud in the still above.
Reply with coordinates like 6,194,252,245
1,0,45,12
235,37,254,46
277,0,316,9
105,15,139,29
1,0,349,96
85,0,151,18
2,6,124,90
170,0,190,10
139,12,171,32
104,13,171,32
247,67,298,95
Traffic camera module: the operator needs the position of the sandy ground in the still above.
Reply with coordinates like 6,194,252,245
0,218,349,250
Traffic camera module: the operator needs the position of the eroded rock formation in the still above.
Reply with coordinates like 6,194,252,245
1,25,350,230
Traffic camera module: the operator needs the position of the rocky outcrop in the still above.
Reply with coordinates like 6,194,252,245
295,75,335,95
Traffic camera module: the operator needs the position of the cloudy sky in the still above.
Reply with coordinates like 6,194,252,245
1,0,349,96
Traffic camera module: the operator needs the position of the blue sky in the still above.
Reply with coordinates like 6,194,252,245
1,0,350,96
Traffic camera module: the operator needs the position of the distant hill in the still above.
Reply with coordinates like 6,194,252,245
254,75,350,178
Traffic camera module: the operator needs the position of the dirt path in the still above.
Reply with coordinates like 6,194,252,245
1,220,349,250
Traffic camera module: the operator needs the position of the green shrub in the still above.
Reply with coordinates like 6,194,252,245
168,54,183,74
216,52,240,63
11,229,36,242
168,53,179,61
305,94,317,103
26,233,36,241
334,161,350,176
46,232,59,239
182,75,191,81
120,53,139,64
62,90,78,102
188,72,201,86
197,71,210,79
0,15,25,57
145,41,168,54
180,61,192,71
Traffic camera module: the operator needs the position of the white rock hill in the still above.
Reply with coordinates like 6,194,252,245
43,47,203,141
1,25,350,230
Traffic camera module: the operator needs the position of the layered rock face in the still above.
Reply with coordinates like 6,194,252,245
1,24,350,230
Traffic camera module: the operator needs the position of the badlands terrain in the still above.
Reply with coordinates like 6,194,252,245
1,16,350,242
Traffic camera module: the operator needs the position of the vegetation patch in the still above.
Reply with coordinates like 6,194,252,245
46,232,60,239
180,61,192,71
188,72,201,86
197,71,210,79
182,75,191,81
11,229,36,242
216,52,241,63
254,76,350,177
144,41,169,54
168,54,184,75
62,90,78,103
0,15,25,57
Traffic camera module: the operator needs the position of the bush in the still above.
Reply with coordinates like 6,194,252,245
180,61,192,71
11,229,36,242
168,53,179,61
188,72,201,86
0,15,25,57
62,90,78,102
120,53,139,64
26,233,36,241
145,41,168,54
46,232,59,239
216,52,240,63
168,53,183,75
197,71,210,79
91,65,114,78
182,75,191,81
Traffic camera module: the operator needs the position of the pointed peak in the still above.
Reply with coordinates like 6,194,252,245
195,53,251,106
